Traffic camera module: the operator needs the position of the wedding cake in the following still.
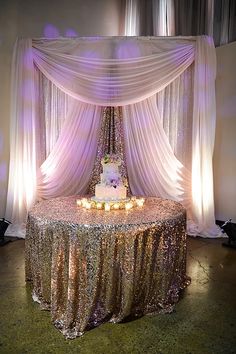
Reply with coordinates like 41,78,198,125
94,155,127,201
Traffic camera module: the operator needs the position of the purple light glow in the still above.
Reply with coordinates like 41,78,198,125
65,28,78,37
205,36,213,45
79,50,100,59
22,79,35,101
115,40,140,59
197,64,207,83
18,109,34,132
43,24,60,38
23,48,33,69
197,63,215,82
0,163,7,181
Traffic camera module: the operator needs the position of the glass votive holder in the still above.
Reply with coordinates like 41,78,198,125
125,202,133,210
113,203,119,210
104,203,110,211
85,202,91,209
136,198,145,207
76,199,82,206
82,198,87,207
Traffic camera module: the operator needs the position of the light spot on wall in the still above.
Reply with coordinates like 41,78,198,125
65,28,78,37
0,163,7,181
43,24,60,38
43,24,78,38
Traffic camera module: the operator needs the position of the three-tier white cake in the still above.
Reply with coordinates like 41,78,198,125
94,155,127,201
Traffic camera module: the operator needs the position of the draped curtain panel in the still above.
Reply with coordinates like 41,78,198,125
6,36,221,237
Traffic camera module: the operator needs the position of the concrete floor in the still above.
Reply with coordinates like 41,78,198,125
0,237,235,354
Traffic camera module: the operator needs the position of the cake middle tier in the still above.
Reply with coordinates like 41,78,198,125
95,184,127,201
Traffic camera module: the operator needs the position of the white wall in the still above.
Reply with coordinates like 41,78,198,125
214,41,236,223
0,0,122,217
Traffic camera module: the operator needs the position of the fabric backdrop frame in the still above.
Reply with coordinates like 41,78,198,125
5,36,221,238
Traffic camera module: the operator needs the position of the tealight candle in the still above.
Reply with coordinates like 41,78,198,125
96,202,102,209
113,203,119,210
82,198,87,207
136,198,145,207
104,203,110,211
76,199,82,206
125,202,133,210
85,202,91,209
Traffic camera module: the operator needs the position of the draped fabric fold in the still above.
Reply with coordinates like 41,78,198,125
5,35,221,238
123,96,183,200
32,38,195,106
38,100,102,199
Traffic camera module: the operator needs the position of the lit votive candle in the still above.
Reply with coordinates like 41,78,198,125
125,202,133,210
136,198,145,207
96,202,102,209
85,202,91,209
113,203,119,210
104,203,110,211
82,198,87,207
76,199,82,206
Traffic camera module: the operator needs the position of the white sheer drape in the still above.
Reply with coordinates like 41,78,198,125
191,36,218,236
6,36,221,237
38,75,69,157
5,39,37,237
123,95,183,200
38,99,102,199
157,65,194,170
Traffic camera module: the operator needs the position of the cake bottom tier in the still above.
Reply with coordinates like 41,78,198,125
95,184,127,201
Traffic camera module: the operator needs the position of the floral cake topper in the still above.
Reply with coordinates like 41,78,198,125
102,154,121,165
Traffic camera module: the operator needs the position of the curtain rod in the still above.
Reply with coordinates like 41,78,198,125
24,35,201,41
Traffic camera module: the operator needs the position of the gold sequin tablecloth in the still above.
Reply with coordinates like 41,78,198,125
25,196,189,339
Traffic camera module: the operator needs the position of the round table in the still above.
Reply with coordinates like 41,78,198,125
25,196,188,339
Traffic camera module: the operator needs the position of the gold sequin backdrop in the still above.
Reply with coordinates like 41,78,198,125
87,107,130,195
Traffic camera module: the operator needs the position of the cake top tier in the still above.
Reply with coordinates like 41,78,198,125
101,154,121,166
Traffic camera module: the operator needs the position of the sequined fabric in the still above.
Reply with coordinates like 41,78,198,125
25,196,189,339
87,106,130,195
